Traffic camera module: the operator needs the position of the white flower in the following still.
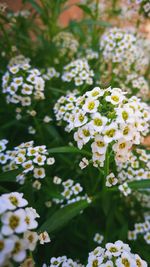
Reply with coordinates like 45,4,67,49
22,160,34,173
0,234,14,265
24,231,39,251
62,179,74,188
47,157,55,165
15,154,26,164
74,111,88,127
144,232,150,244
43,116,52,123
118,182,131,196
11,235,27,262
106,242,122,257
85,87,104,99
72,183,83,195
33,168,45,179
39,231,51,244
106,89,125,105
93,233,104,244
83,98,99,113
33,155,46,166
1,192,28,210
32,180,41,190
25,207,39,230
116,251,135,267
1,209,27,235
106,173,118,187
90,113,108,132
53,176,62,184
103,123,120,143
79,157,89,169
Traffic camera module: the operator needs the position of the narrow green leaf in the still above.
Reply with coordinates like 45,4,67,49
128,179,150,190
0,169,20,182
39,200,89,233
48,146,91,156
81,19,112,27
23,0,42,14
77,4,94,17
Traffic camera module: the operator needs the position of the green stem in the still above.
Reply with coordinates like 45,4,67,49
104,147,109,178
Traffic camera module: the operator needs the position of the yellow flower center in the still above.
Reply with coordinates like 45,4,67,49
79,114,84,122
96,141,105,147
0,241,4,251
122,258,130,267
88,102,95,110
122,111,128,120
94,118,102,126
92,91,99,97
9,196,18,206
105,129,115,137
82,129,90,137
9,215,20,229
123,126,129,135
119,143,126,149
111,95,119,102
92,260,98,267
13,241,21,254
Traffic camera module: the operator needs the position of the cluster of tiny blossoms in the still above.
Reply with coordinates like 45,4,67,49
117,148,150,184
43,256,84,267
53,177,91,207
117,73,150,101
54,86,149,167
53,31,79,57
87,240,147,266
62,59,94,86
2,55,45,107
0,140,55,187
100,27,149,73
0,192,39,265
43,67,60,81
128,213,150,245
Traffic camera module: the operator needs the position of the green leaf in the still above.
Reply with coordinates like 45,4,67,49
39,200,89,233
77,4,94,17
23,0,42,14
128,179,150,190
48,146,91,156
0,169,20,182
81,19,112,27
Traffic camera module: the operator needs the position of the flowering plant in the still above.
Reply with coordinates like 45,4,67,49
0,0,150,266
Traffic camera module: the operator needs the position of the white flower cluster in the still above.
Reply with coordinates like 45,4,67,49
87,240,147,266
2,55,45,107
7,10,30,19
54,86,150,167
117,148,150,184
43,256,84,267
52,177,91,207
53,31,79,57
100,27,149,73
134,191,150,208
119,73,150,101
128,213,150,245
0,140,55,186
78,49,99,61
0,192,39,265
62,59,94,86
43,67,60,81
